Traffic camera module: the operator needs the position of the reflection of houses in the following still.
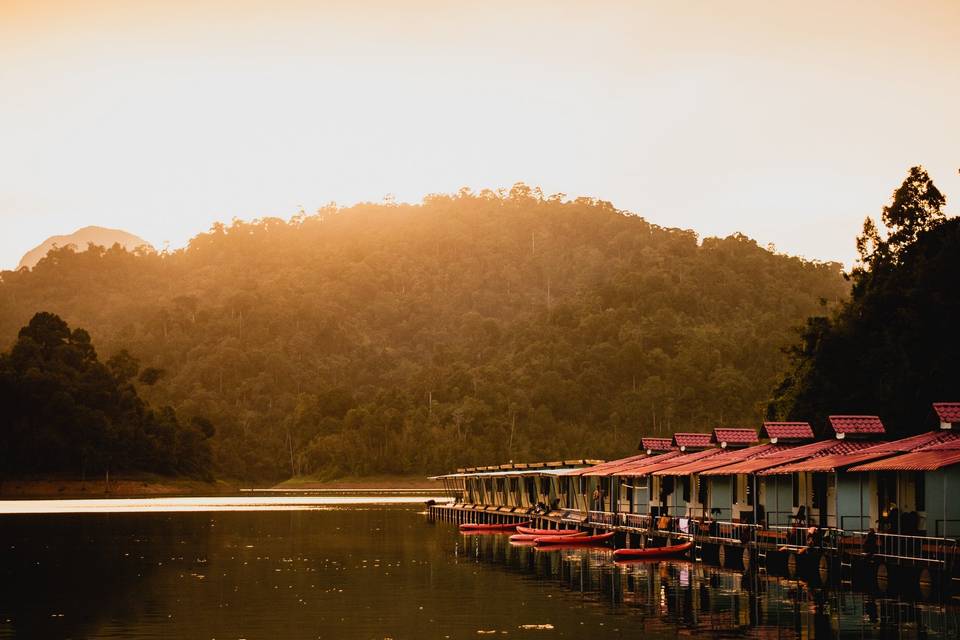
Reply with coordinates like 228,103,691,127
429,402,960,595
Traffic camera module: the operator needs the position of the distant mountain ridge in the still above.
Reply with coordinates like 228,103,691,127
18,226,153,270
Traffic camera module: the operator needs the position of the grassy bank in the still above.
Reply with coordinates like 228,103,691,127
273,474,437,490
0,474,233,498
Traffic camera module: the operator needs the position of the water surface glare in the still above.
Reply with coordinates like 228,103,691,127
1,500,957,639
0,495,450,514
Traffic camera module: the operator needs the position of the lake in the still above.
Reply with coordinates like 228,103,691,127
1,496,957,639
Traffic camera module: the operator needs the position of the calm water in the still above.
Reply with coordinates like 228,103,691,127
1,497,958,639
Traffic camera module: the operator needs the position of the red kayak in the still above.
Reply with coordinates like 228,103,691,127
459,520,530,532
516,526,581,536
534,532,614,546
510,531,587,543
612,541,692,559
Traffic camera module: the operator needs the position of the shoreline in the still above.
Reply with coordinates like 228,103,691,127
0,474,437,498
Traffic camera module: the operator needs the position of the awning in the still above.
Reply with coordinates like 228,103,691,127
653,444,776,477
429,467,588,479
613,448,719,477
848,449,960,472
700,439,841,476
563,453,650,477
759,431,960,475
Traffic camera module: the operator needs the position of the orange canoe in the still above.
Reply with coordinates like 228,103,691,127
612,541,692,559
516,526,581,536
459,520,530,532
534,532,614,546
510,531,587,542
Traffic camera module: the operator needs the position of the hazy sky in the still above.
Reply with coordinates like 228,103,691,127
1,0,958,270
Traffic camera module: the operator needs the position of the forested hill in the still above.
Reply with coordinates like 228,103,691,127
0,187,847,479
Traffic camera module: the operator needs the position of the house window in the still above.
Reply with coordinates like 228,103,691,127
916,473,926,511
681,476,691,503
697,476,708,506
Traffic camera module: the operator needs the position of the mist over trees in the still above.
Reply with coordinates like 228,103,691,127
0,186,847,479
0,312,214,481
770,167,958,435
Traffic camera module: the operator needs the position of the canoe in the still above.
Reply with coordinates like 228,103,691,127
612,541,693,559
534,532,615,546
459,520,530,532
510,531,587,543
516,526,581,536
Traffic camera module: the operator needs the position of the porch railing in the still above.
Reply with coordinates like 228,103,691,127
840,530,958,566
623,513,653,530
587,510,617,526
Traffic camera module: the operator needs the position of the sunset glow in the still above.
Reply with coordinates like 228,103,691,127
2,0,958,268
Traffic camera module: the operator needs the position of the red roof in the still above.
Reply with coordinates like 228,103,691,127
654,444,777,476
612,449,715,477
565,453,650,477
760,430,960,475
672,432,713,450
934,402,960,424
700,439,844,476
917,438,960,451
761,422,814,441
640,437,676,452
829,415,885,436
848,431,960,471
849,450,960,472
711,428,759,446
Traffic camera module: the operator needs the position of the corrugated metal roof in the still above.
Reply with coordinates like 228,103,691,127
701,439,861,476
672,432,713,450
430,467,588,479
759,431,960,475
916,438,960,451
653,443,777,476
711,428,759,446
849,449,960,472
933,402,960,424
563,453,650,477
611,449,713,477
761,422,814,441
847,431,960,471
829,415,885,436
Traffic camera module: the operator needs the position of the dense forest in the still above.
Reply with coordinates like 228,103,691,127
771,167,959,436
0,186,847,479
0,312,214,480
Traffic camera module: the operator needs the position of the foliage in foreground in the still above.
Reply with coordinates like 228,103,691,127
0,312,214,480
770,167,958,435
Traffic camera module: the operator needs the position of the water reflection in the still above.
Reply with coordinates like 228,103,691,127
460,531,960,639
2,504,957,639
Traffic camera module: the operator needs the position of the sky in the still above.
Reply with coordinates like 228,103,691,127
1,0,958,270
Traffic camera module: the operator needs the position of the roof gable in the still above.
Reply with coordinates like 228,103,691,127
640,437,676,452
672,432,713,450
761,422,814,442
711,428,758,447
829,415,885,438
933,402,960,425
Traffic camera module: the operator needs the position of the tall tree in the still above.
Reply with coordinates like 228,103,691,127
771,166,957,436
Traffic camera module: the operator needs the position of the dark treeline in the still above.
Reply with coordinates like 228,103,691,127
0,312,214,480
771,167,959,436
0,186,847,479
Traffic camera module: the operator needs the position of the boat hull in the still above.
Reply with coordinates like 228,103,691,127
516,526,580,536
510,532,587,542
459,520,530,532
612,541,692,559
534,532,614,546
